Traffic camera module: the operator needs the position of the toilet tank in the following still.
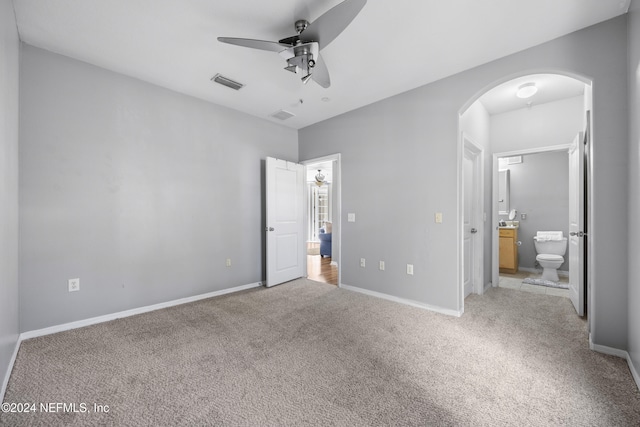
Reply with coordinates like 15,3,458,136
533,237,567,255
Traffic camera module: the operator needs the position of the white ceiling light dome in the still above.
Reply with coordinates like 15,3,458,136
516,82,538,99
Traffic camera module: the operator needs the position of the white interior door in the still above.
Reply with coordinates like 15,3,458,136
266,157,305,287
568,132,585,316
463,145,479,298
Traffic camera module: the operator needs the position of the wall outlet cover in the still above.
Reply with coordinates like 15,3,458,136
68,278,80,292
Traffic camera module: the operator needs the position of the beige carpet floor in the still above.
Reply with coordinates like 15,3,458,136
2,279,639,426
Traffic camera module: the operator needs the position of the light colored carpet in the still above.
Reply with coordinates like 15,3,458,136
2,279,639,426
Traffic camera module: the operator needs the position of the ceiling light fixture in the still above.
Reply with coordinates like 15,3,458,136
315,170,326,187
516,82,538,99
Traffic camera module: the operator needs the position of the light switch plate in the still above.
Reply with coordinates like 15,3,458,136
435,212,443,223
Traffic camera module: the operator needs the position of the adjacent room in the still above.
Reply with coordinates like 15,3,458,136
2,0,640,425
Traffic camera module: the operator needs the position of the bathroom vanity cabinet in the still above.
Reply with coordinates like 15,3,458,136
499,227,518,274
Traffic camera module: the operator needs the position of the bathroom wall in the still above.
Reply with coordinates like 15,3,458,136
491,95,585,154
501,151,569,272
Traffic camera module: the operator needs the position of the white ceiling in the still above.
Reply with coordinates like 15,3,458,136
12,0,630,129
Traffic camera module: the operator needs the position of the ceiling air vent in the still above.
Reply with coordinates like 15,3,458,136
211,73,244,90
270,110,295,121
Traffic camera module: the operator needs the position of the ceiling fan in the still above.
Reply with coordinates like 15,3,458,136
217,0,367,88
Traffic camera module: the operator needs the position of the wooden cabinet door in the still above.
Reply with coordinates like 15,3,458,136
499,236,514,269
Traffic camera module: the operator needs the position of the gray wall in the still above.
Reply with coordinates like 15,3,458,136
502,152,569,271
19,45,298,332
299,16,629,349
0,0,20,395
627,0,640,384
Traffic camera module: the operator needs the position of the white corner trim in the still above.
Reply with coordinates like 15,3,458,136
589,333,640,392
20,282,263,341
340,283,463,317
1,336,21,403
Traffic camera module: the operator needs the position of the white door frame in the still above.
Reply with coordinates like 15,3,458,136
301,153,342,286
491,145,571,288
462,134,485,298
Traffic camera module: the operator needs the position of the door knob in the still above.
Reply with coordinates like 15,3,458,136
265,227,275,232
569,231,587,237
470,228,478,234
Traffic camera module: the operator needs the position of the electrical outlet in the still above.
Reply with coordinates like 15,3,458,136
379,261,385,271
68,278,80,292
360,258,366,268
348,213,356,222
407,264,414,275
226,258,231,267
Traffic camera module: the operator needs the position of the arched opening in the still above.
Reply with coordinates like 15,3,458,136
458,71,593,319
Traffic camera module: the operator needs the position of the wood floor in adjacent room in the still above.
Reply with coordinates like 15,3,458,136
307,254,337,285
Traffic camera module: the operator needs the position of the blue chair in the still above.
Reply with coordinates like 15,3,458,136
319,228,332,258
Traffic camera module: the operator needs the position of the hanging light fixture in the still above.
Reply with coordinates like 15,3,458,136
315,170,325,187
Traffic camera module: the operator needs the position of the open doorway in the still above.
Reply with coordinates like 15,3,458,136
494,148,571,296
302,155,341,286
459,72,592,317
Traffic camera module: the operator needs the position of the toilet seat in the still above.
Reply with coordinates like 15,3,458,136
536,254,564,262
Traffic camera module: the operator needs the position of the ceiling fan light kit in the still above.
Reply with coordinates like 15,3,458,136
217,0,367,88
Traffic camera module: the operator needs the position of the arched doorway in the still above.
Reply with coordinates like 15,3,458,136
458,72,593,317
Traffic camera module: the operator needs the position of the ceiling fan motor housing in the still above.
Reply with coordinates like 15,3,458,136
282,42,319,74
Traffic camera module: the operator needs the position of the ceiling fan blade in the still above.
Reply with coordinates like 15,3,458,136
312,54,330,88
217,37,289,53
302,0,367,49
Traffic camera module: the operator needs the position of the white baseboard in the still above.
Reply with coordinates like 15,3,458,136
1,336,21,403
21,282,262,341
3,281,261,401
590,333,640,392
340,283,462,317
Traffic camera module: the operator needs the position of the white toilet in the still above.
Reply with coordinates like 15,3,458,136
533,231,567,282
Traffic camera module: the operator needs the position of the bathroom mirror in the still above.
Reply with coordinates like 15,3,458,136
498,170,510,215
